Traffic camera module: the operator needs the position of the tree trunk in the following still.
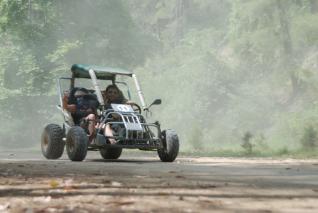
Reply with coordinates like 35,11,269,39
310,0,318,13
276,0,299,101
175,0,189,45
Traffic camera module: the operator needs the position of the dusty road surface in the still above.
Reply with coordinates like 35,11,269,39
1,151,318,212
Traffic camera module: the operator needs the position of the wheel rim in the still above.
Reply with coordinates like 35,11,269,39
68,137,75,153
42,133,49,152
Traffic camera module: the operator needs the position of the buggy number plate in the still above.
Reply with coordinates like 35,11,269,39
111,104,134,112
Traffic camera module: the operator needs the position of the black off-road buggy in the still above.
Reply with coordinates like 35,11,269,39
41,64,179,162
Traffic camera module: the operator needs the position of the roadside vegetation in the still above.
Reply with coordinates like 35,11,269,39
1,0,318,157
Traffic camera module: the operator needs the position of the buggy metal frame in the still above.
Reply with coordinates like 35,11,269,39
56,64,163,150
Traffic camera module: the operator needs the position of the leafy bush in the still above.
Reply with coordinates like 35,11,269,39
241,131,254,154
301,125,318,150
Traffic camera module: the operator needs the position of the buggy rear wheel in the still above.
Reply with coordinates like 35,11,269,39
41,124,65,159
157,129,179,162
100,147,122,159
66,126,88,161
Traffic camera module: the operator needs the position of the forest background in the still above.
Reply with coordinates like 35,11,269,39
1,0,318,156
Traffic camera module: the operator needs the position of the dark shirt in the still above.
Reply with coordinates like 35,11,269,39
69,94,99,124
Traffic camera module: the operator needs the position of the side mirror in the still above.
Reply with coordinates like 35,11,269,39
148,99,161,109
152,99,162,105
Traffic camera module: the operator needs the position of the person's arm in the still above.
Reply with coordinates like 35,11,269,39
63,94,76,113
65,104,77,113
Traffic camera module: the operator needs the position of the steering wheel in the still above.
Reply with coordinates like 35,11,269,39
129,103,142,114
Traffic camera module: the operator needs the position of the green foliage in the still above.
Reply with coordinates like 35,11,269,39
1,0,318,155
0,0,153,148
241,132,254,154
301,125,318,150
134,0,318,155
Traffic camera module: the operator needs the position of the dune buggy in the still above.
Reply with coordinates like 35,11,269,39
41,64,179,162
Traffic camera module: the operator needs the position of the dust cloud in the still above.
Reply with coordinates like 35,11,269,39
1,0,318,156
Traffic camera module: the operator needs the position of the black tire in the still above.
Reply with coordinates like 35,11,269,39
157,129,179,162
100,147,122,160
66,126,88,161
41,124,65,159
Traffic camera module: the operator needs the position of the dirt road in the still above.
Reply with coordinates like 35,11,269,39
1,151,318,212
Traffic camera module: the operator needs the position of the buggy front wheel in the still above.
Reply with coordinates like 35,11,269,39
41,124,65,159
157,129,179,162
66,126,88,161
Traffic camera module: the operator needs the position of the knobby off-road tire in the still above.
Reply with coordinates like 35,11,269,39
100,147,122,160
158,129,179,162
66,126,88,161
41,124,65,159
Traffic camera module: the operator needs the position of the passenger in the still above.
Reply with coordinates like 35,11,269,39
102,84,128,107
102,84,131,144
63,88,99,142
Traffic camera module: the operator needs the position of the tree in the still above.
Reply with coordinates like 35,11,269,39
0,0,153,148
